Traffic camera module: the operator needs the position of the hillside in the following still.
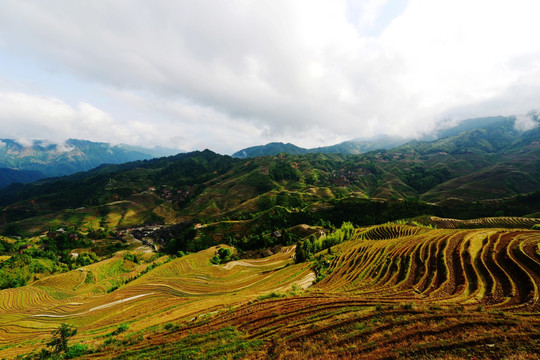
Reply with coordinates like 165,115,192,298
1,117,540,238
232,142,308,158
0,138,180,183
232,136,408,158
0,167,45,188
231,116,532,158
0,222,538,359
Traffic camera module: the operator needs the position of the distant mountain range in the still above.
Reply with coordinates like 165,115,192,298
231,135,408,158
231,116,527,158
1,114,539,235
1,115,538,191
0,138,181,187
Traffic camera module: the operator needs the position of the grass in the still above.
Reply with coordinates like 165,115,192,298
256,291,287,301
112,326,264,360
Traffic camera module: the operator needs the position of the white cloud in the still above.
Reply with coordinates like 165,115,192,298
514,113,538,132
103,89,266,153
0,91,130,145
0,1,539,152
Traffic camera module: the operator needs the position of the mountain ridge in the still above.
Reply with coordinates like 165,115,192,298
231,136,410,158
1,118,539,237
231,115,538,158
0,138,181,187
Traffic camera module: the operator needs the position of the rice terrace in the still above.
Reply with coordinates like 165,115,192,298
0,218,539,359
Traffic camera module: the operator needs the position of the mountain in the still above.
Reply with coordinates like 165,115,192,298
232,136,409,158
309,135,409,154
1,117,539,238
232,142,309,158
0,138,181,184
116,143,183,158
435,115,509,138
232,115,538,158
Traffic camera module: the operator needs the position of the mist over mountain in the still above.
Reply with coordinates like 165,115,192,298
0,138,181,187
232,115,539,158
231,137,411,159
1,115,538,192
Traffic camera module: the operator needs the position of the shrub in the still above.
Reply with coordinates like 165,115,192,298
210,247,233,265
123,252,140,264
111,323,128,335
164,322,179,331
401,302,415,310
65,344,89,359
290,284,301,295
84,271,96,284
48,323,77,354
257,292,286,301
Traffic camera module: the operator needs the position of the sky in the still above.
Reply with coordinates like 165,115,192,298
0,0,539,154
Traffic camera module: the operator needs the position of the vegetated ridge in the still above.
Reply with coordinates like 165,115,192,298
231,116,515,158
0,168,44,189
232,135,409,158
1,116,539,238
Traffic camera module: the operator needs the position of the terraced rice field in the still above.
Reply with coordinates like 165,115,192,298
149,225,537,359
0,245,312,358
319,225,539,310
1,224,539,359
427,216,540,229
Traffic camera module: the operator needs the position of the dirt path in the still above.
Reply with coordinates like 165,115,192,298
32,293,154,318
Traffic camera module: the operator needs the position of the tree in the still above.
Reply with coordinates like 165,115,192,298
217,247,232,261
295,241,306,263
47,323,77,354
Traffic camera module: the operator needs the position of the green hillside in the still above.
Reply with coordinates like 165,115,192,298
1,118,539,239
0,168,45,188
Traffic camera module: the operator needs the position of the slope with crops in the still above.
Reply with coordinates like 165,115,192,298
129,224,538,359
0,243,314,359
1,118,539,239
0,222,537,359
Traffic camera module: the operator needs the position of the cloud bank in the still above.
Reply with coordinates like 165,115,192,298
0,0,539,153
